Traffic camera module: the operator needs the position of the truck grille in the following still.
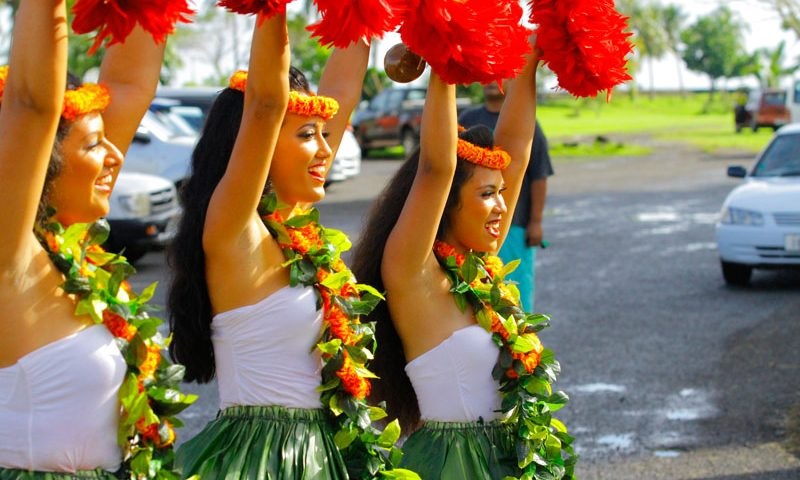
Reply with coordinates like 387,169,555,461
774,212,800,226
149,187,176,214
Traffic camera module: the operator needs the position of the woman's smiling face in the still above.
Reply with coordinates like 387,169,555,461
269,112,333,207
442,165,507,253
50,112,123,226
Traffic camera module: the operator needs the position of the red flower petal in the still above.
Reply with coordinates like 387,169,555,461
400,0,531,85
218,0,294,20
72,0,193,54
530,0,634,99
308,0,409,48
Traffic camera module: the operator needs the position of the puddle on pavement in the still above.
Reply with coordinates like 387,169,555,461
653,449,682,458
572,382,627,394
596,433,635,450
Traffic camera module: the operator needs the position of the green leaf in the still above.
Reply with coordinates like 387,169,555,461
316,377,341,393
138,282,158,304
367,406,388,421
356,284,385,300
334,426,358,449
323,226,352,253
130,448,154,477
523,376,552,397
380,469,422,479
461,254,479,284
475,309,493,331
320,270,350,291
550,418,568,434
377,419,402,447
512,334,538,354
158,364,187,388
317,339,342,356
501,258,520,278
74,297,107,323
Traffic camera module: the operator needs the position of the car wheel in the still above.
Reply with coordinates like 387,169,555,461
401,129,417,155
721,261,752,286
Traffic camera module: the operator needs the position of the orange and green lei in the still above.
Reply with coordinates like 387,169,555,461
37,218,197,480
433,240,578,480
259,192,419,480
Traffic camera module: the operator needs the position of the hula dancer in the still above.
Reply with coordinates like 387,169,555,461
0,1,194,479
168,7,414,479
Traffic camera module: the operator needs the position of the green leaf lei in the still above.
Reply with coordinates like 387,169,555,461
259,193,419,480
433,240,578,480
37,218,197,479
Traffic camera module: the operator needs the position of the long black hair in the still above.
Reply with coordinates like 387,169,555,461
351,125,494,431
168,67,310,383
32,73,84,228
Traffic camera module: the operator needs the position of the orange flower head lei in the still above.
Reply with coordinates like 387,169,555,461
62,83,110,121
0,65,109,122
457,126,511,170
228,70,339,120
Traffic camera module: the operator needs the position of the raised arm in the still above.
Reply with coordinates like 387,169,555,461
0,0,68,265
494,46,540,249
384,72,457,278
317,37,369,156
203,13,290,246
98,26,166,156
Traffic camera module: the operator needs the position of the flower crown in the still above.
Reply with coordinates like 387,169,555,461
62,83,111,121
0,65,110,121
228,70,339,120
457,126,511,170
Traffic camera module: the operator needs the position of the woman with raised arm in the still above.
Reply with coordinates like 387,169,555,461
0,2,191,479
167,11,407,479
352,43,575,478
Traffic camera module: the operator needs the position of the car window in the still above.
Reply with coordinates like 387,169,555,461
386,90,405,110
762,91,786,106
754,133,800,177
140,111,179,140
406,89,425,101
369,91,388,112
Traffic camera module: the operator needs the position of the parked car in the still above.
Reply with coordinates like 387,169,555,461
125,110,197,187
106,172,181,263
155,86,221,125
327,127,361,184
154,88,360,183
735,88,790,132
352,87,472,155
149,97,203,135
715,124,800,285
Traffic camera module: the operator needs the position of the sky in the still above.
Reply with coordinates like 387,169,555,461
369,0,800,92
172,0,800,90
639,0,800,90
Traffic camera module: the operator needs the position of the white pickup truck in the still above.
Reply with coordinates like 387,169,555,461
106,172,181,263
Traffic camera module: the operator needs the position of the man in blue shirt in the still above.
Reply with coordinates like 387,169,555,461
459,81,553,312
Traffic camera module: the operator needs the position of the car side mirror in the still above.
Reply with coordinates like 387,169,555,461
133,127,152,144
727,165,747,178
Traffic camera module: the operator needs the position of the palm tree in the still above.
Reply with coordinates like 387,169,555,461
661,4,686,97
760,40,799,87
619,0,670,99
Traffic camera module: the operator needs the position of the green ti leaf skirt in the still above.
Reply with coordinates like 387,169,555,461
399,420,519,480
176,405,348,479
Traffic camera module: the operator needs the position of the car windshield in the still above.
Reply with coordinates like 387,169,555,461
762,91,786,106
753,133,800,177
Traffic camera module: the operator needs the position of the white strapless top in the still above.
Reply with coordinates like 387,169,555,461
0,324,124,472
212,285,324,410
405,325,502,422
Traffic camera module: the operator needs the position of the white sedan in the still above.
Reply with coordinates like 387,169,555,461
716,124,800,285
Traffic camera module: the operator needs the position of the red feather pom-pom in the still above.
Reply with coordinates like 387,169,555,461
400,0,531,85
531,0,634,99
72,0,194,54
218,0,294,20
308,0,409,48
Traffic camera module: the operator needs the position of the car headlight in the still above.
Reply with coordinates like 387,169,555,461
118,193,151,216
720,207,764,226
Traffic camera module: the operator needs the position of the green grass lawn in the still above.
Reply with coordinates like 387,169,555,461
538,92,775,157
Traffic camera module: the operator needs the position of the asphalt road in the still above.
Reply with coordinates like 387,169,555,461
130,144,800,479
